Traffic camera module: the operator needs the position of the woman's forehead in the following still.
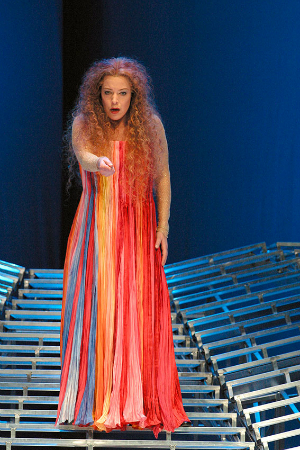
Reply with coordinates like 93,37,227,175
102,75,131,89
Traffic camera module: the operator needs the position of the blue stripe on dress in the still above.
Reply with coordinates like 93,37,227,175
75,175,98,424
59,172,95,423
61,175,90,368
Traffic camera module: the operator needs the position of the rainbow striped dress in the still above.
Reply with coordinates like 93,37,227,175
56,141,189,437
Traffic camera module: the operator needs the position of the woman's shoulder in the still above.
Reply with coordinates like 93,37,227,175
71,114,93,149
152,114,166,139
72,114,91,140
152,114,163,127
72,114,87,130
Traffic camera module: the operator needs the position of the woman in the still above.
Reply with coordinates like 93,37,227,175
56,57,189,437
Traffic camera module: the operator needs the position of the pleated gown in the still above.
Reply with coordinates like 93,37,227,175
56,141,189,437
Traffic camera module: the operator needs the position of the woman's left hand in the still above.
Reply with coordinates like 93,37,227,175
155,231,168,266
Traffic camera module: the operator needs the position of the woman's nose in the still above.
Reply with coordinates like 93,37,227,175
112,94,118,104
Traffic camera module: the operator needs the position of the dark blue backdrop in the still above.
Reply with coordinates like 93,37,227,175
188,1,300,258
1,0,300,268
0,1,62,268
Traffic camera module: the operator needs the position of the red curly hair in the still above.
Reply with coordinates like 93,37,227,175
67,57,161,198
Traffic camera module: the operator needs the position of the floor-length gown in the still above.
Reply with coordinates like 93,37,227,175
56,141,189,437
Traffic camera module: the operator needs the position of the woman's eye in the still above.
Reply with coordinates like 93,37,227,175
120,92,127,96
104,90,111,95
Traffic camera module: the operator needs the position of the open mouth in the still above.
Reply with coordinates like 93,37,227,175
110,108,120,114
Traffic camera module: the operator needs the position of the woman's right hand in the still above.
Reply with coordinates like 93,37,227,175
97,156,115,176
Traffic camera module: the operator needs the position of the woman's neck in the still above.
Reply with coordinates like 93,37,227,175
109,117,128,141
112,127,127,141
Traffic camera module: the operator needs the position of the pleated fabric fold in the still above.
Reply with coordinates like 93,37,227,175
56,141,189,436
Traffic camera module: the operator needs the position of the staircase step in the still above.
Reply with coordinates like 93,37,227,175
0,437,256,449
23,279,63,289
18,289,63,298
0,395,229,411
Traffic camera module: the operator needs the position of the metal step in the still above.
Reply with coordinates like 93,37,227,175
225,365,300,400
193,306,300,348
202,321,300,356
0,260,25,282
165,243,268,275
0,370,211,383
209,335,300,372
0,320,185,335
241,395,300,428
0,320,61,332
18,289,63,299
0,344,199,358
0,423,247,442
28,269,63,278
0,395,229,412
0,331,191,347
0,408,237,424
217,349,300,385
11,298,63,310
23,279,63,289
5,309,62,320
169,263,300,301
0,356,204,372
166,250,291,288
176,279,300,318
0,437,256,450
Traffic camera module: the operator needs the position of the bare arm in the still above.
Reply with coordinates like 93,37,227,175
153,116,171,265
72,116,115,176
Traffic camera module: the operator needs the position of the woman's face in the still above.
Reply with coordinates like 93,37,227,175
101,75,132,123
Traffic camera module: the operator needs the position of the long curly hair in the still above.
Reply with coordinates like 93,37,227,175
66,57,161,198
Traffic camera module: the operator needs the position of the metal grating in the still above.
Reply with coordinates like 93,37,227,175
170,242,300,450
0,260,24,313
2,243,299,448
0,259,254,449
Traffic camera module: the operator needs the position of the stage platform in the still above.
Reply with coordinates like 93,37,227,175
1,242,300,449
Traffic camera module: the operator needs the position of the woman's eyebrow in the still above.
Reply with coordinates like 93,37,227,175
102,87,130,91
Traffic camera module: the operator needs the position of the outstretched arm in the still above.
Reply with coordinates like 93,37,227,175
72,115,115,176
153,116,171,266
